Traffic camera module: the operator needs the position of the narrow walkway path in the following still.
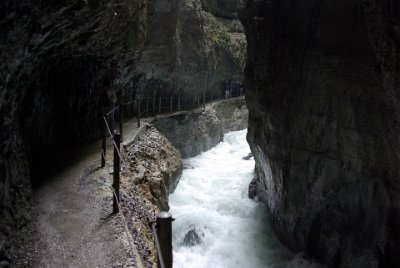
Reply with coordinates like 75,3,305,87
16,97,241,267
32,141,121,267
18,119,148,267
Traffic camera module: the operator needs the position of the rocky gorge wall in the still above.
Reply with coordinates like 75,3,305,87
138,0,246,101
153,97,248,158
0,0,246,263
242,0,400,267
123,125,182,212
1,0,147,261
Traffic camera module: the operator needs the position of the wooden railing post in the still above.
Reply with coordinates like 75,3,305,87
113,133,121,214
152,96,155,115
203,91,206,109
203,70,207,108
119,105,123,141
178,94,181,111
146,97,149,118
170,96,173,113
101,118,106,167
156,212,174,268
137,97,141,128
130,101,133,117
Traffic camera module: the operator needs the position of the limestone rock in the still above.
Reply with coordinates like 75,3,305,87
201,0,243,19
123,126,182,211
242,0,400,266
183,227,202,247
243,152,253,160
139,0,246,99
214,97,248,132
248,176,257,200
154,97,248,158
155,109,223,158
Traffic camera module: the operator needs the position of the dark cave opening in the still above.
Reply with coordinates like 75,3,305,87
23,55,110,188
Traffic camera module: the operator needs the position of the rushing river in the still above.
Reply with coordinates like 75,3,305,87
169,129,321,268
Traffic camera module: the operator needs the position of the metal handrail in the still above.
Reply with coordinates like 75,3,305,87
101,117,167,268
99,90,244,267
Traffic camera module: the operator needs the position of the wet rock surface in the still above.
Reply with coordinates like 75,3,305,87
183,227,203,247
123,126,182,211
242,0,400,267
248,176,257,200
154,97,248,158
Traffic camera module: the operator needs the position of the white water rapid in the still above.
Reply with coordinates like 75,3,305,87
169,129,322,268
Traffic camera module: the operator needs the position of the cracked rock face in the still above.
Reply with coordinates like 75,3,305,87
0,0,147,261
153,98,248,158
123,126,182,211
242,0,400,267
139,0,246,99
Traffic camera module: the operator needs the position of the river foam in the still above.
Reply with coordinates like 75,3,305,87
170,129,322,268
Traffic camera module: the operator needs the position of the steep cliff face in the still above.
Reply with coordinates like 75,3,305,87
201,0,243,19
153,97,248,158
0,0,147,261
242,0,400,267
138,0,246,101
124,126,182,211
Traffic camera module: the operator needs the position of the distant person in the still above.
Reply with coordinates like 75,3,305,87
229,80,234,98
235,81,241,97
240,83,245,96
220,81,225,98
224,80,230,99
99,78,117,135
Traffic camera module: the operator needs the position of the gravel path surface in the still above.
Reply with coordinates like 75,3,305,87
12,123,162,267
10,114,184,268
12,140,132,267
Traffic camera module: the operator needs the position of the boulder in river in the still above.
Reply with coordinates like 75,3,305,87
183,227,202,247
248,176,257,200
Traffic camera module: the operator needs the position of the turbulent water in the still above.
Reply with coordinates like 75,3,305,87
169,129,322,268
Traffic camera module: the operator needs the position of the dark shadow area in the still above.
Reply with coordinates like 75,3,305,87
30,139,101,189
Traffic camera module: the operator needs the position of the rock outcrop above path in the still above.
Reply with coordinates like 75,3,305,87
242,0,400,267
153,97,248,158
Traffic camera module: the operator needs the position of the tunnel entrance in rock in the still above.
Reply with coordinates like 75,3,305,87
25,56,109,188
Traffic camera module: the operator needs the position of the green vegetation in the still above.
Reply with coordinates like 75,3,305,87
200,10,247,71
201,11,230,48
217,18,244,33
